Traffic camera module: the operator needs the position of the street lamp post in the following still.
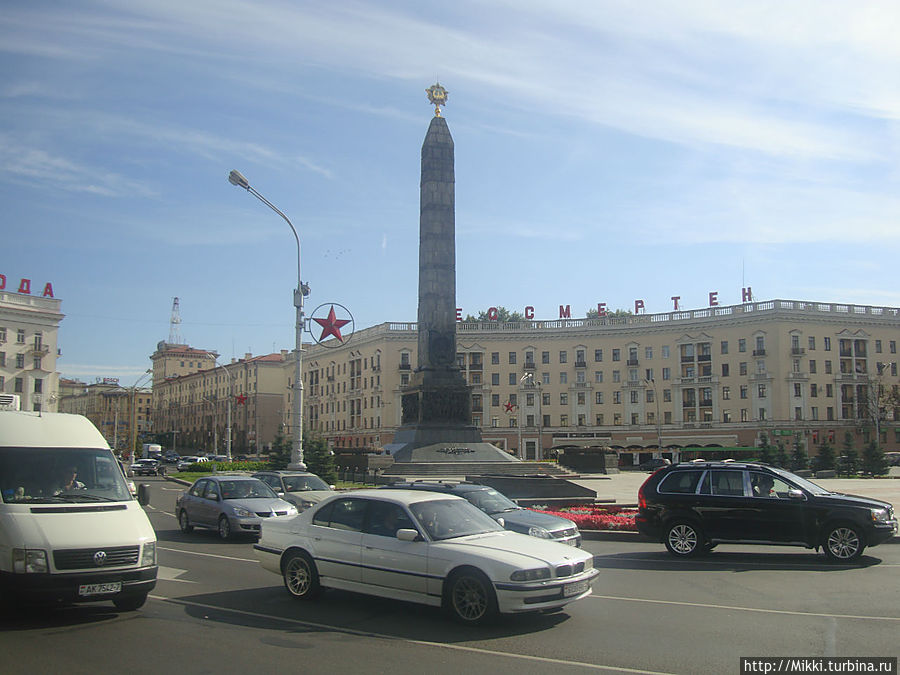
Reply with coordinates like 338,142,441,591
229,170,305,468
130,369,152,459
645,378,663,456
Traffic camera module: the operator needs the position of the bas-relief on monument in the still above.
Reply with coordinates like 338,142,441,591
386,84,517,464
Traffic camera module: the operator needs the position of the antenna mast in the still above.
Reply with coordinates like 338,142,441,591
169,297,183,345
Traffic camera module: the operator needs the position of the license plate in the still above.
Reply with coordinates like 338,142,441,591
78,582,121,596
563,579,590,597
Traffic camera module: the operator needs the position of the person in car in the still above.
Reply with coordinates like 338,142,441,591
53,466,85,495
753,475,777,498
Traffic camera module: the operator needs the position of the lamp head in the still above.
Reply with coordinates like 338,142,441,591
228,170,250,190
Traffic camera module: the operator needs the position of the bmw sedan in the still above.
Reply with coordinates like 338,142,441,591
254,489,598,624
176,475,297,540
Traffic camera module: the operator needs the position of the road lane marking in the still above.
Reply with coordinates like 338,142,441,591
593,553,900,569
157,566,196,583
158,546,257,563
147,593,675,674
588,594,900,622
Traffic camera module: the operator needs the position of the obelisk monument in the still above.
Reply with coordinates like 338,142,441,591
388,84,516,463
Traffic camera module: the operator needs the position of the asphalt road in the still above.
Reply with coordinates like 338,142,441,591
1,476,898,675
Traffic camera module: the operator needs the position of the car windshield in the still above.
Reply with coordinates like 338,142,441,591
770,467,832,495
219,479,277,500
283,474,330,492
463,488,520,515
409,498,504,541
0,447,133,504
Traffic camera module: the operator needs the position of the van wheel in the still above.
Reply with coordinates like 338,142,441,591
823,524,864,562
113,592,147,611
664,521,704,557
445,569,498,625
282,551,320,600
218,516,232,540
178,510,193,533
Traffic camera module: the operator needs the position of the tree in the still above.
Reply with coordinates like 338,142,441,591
268,431,291,470
462,307,525,323
757,433,775,465
303,433,337,484
774,441,788,469
838,431,859,476
861,440,889,476
811,440,836,472
586,308,634,320
789,435,808,472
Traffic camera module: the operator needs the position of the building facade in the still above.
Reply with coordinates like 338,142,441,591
298,299,900,465
0,286,64,412
58,381,152,456
150,351,290,456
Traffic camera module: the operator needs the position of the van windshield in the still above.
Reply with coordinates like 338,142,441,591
0,447,133,504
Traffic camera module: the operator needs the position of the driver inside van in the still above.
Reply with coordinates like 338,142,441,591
53,466,85,495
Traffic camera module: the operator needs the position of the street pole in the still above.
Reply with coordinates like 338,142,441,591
229,170,305,469
646,378,663,456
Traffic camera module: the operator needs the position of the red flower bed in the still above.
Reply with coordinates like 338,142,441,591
530,505,638,531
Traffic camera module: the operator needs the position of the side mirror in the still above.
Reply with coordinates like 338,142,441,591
329,485,336,490
137,483,151,506
396,528,420,542
787,488,806,501
496,517,505,528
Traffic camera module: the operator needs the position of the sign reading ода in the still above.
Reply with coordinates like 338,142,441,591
0,274,54,298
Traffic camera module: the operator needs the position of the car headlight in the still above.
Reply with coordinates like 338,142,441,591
528,526,552,539
871,508,890,522
285,506,298,515
13,548,48,574
141,541,157,567
510,567,551,582
232,506,253,518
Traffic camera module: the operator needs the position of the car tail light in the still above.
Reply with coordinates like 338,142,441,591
638,481,647,510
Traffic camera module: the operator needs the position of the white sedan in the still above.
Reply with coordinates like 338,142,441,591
254,489,599,624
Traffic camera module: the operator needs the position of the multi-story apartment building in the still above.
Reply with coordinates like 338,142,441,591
150,341,218,387
298,299,900,465
58,381,152,455
151,351,290,455
0,282,63,412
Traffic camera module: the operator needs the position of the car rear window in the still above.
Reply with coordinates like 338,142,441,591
657,470,703,494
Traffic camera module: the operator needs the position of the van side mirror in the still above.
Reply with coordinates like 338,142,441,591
137,483,151,506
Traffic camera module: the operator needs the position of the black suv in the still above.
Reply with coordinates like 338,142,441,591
381,481,582,546
637,462,896,561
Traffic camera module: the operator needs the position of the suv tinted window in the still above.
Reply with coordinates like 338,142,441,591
658,470,703,494
705,470,744,496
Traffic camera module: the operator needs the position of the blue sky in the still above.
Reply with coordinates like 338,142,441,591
3,1,900,386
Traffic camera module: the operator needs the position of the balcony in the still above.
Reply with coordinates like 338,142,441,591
791,347,806,356
575,360,587,368
468,362,483,371
398,363,411,371
699,399,713,407
697,354,711,362
753,349,767,357
524,360,536,370
626,359,639,366
28,345,50,357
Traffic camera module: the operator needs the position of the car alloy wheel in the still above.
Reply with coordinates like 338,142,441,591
282,552,320,600
824,525,864,562
447,570,497,625
665,522,703,557
179,510,193,533
218,516,232,540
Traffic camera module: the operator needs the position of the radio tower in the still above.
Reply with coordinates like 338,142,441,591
168,297,184,345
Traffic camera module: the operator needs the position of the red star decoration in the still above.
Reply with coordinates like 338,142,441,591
235,394,247,405
314,305,350,342
504,401,515,413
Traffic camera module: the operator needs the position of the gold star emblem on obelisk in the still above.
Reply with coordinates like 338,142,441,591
426,83,448,117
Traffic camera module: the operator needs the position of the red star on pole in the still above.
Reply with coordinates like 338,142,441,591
504,401,515,413
314,305,351,342
235,394,247,405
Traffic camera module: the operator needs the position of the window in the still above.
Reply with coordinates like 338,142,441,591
740,385,748,399
809,360,816,374
631,413,639,425
16,354,25,369
595,392,604,404
594,349,603,362
542,351,550,364
560,393,568,405
612,349,621,361
400,374,409,386
576,349,586,364
630,390,639,404
363,501,415,538
704,470,744,496
33,357,41,370
559,372,567,384
542,393,550,406
509,418,517,428
738,339,746,352
614,413,622,425
508,373,516,385
491,394,500,407
811,407,818,421
646,389,654,403
612,370,621,383
542,372,550,385
663,389,672,402
758,384,767,398
876,340,882,354
722,363,729,377
576,370,585,384
658,470,703,494
491,352,499,364
491,373,500,386
794,383,802,397
795,407,803,420
662,367,671,381
0,352,4,367
891,340,896,354
808,336,816,350
723,410,731,423
16,329,26,344
594,371,603,383
559,350,567,364
810,384,818,397
645,368,653,381
526,393,534,406
826,384,833,397
645,346,653,359
0,327,5,342
739,362,747,376
613,391,622,404
721,341,728,354
759,408,767,421
824,337,831,351
578,414,586,426
824,360,832,374
33,378,42,393
560,415,568,427
722,386,730,400
508,351,517,364
596,413,604,425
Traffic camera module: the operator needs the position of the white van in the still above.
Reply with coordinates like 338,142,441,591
0,403,157,610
